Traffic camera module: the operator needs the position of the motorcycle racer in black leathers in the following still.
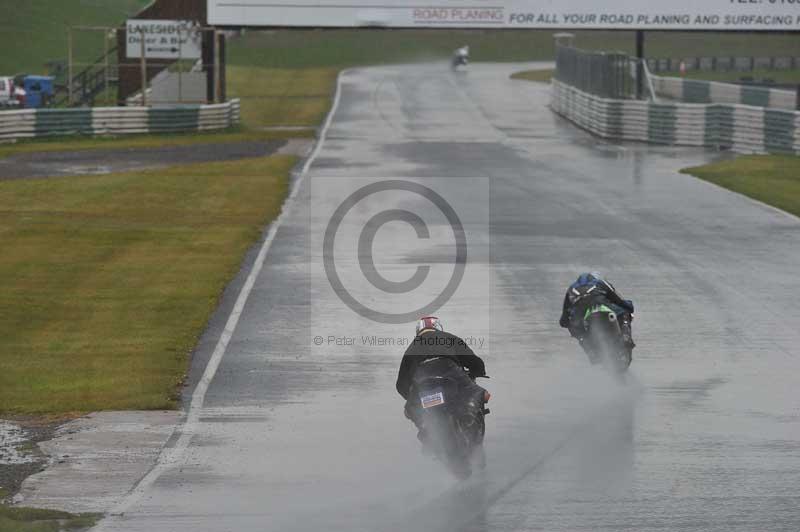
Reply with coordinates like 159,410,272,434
559,272,636,353
396,316,487,443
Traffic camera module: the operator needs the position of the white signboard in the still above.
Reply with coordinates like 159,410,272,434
126,19,202,59
208,0,800,30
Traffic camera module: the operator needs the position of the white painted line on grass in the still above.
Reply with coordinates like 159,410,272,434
97,70,347,526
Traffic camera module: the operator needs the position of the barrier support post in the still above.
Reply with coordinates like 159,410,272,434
104,29,110,106
214,30,221,104
178,28,183,104
140,33,147,107
636,30,645,100
68,28,73,106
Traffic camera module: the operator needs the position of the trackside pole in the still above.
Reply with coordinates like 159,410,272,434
104,30,110,105
636,30,645,100
214,30,221,103
796,84,800,111
68,28,73,106
140,33,147,107
178,28,183,104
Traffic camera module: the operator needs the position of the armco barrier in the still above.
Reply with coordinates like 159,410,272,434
650,75,796,110
551,80,799,155
0,99,241,141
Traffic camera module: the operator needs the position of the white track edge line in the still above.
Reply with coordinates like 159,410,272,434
98,69,347,525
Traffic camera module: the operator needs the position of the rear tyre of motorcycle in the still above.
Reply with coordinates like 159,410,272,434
471,444,487,471
613,348,632,382
445,417,473,480
447,455,472,480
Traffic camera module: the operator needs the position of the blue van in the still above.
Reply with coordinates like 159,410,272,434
23,75,55,108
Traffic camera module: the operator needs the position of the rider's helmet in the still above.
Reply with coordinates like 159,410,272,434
577,271,602,285
415,316,444,335
569,272,603,305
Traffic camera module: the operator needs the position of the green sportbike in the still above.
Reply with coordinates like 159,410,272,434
581,303,633,375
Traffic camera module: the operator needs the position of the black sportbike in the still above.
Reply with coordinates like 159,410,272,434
581,303,632,375
415,371,490,479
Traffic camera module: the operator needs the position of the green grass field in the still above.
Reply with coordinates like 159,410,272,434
0,0,149,76
0,503,98,532
0,156,293,414
682,156,800,218
227,66,339,128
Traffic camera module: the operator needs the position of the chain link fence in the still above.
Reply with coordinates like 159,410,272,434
555,45,638,100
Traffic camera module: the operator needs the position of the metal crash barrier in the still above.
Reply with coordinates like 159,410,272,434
0,99,240,141
551,45,799,155
550,80,799,155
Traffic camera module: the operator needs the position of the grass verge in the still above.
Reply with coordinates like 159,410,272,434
510,69,554,83
655,68,800,85
0,504,99,532
0,155,294,414
227,66,339,128
681,155,800,218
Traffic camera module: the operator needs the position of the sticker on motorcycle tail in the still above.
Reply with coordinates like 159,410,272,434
420,391,445,409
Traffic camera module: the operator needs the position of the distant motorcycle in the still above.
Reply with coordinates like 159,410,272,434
415,370,489,479
451,45,469,71
581,303,632,375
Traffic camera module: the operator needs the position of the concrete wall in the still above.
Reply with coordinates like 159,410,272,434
149,71,208,104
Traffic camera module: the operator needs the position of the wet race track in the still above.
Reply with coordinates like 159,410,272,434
96,63,800,531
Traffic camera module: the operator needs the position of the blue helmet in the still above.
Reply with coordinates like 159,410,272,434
577,272,602,285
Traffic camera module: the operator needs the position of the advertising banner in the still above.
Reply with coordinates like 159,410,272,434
208,0,800,30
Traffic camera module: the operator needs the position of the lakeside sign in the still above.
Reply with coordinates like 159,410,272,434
126,19,202,59
208,0,800,30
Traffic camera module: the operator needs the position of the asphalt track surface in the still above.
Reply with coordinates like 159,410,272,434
95,63,800,531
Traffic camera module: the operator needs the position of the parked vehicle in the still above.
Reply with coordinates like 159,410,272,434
0,76,19,108
21,76,54,108
13,84,26,108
